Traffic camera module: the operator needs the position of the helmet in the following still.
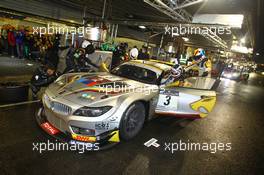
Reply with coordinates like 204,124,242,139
129,48,138,59
81,40,95,54
194,48,206,60
171,64,183,78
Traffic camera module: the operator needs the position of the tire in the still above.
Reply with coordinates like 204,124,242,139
119,102,146,141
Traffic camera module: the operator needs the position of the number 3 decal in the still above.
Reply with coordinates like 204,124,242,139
164,96,171,106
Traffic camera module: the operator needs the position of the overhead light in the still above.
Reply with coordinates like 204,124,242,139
240,38,246,44
256,53,260,56
231,45,251,54
26,63,33,66
193,14,244,28
182,37,189,42
139,26,146,29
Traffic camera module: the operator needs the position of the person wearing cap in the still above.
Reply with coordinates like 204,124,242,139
129,46,139,60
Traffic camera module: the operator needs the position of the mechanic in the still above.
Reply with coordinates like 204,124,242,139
64,39,96,73
44,34,61,68
111,43,128,68
30,62,59,99
129,46,139,60
160,63,184,87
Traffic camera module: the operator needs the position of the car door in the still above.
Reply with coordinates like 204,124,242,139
155,77,217,118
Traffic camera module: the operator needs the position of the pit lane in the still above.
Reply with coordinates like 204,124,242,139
0,73,264,175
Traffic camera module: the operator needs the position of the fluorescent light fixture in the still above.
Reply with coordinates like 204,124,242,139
256,53,260,56
26,63,33,66
139,26,146,29
231,45,251,54
193,14,244,28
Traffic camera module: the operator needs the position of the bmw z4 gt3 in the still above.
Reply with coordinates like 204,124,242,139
36,60,217,148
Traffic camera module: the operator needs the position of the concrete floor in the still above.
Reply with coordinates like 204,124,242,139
0,72,264,174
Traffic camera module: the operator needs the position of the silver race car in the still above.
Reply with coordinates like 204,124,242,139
36,60,217,148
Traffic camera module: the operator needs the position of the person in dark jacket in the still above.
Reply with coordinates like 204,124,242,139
16,30,24,59
44,34,61,68
137,46,149,60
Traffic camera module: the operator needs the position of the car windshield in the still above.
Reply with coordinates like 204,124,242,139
111,64,159,85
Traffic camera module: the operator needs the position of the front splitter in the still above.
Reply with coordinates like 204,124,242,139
35,106,119,151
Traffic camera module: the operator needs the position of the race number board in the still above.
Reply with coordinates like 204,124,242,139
157,89,179,111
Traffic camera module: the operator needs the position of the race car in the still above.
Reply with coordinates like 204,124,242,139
222,66,250,81
36,60,217,149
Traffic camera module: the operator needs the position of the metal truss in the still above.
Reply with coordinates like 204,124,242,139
144,0,228,49
144,0,192,22
202,28,228,49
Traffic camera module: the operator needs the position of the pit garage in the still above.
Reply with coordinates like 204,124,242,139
0,0,264,174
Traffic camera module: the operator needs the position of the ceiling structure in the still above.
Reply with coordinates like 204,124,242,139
0,0,260,55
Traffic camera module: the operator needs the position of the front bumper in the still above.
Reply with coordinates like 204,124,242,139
36,106,120,150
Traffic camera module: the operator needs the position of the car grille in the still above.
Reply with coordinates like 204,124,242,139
43,94,72,115
50,102,72,115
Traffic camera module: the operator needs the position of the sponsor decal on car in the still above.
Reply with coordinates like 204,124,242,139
72,133,97,142
40,122,60,135
77,78,97,87
190,96,216,118
95,122,110,130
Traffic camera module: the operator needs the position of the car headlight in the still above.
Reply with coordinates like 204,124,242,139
73,106,112,117
232,73,239,77
226,74,232,78
55,75,67,86
43,94,51,108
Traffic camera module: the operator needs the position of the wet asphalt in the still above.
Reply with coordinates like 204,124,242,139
0,58,264,174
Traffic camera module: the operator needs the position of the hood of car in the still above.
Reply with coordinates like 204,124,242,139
48,72,150,106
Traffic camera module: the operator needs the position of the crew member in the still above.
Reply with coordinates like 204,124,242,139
138,46,149,60
161,64,184,87
193,48,212,77
129,46,139,60
64,39,96,73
